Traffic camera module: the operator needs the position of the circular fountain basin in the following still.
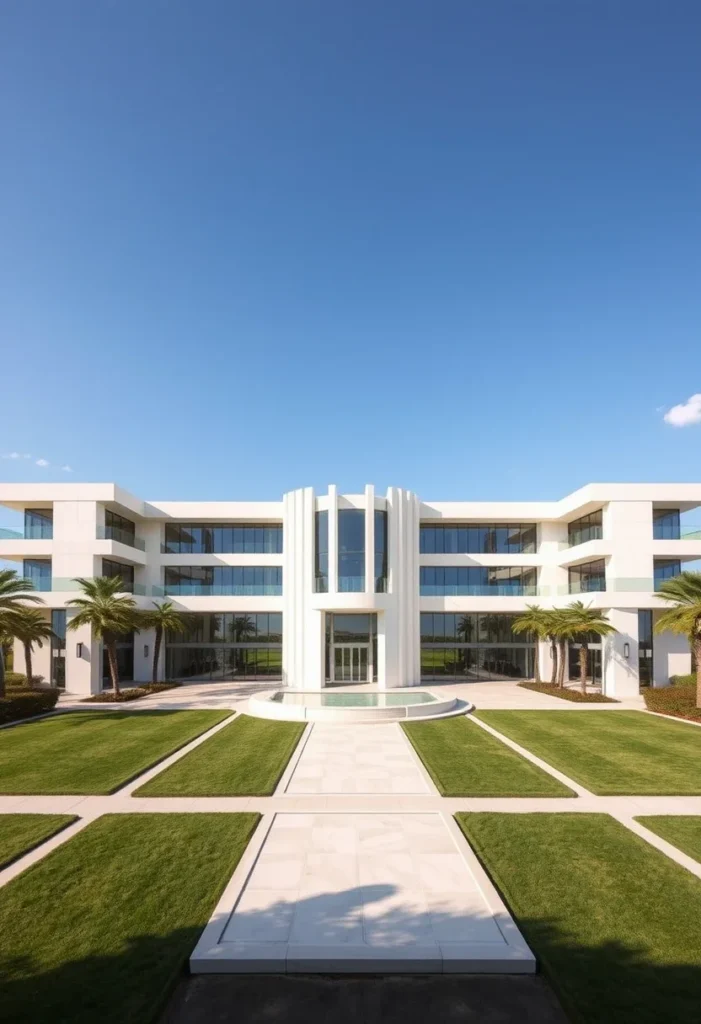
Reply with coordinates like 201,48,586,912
247,689,467,723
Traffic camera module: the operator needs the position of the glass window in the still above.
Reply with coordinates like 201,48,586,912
374,509,388,592
654,559,681,589
102,558,134,592
105,510,136,544
568,559,606,593
162,523,283,554
338,509,365,590
653,509,680,540
315,511,329,591
420,523,537,554
23,559,51,591
568,510,603,547
24,508,53,540
420,565,537,596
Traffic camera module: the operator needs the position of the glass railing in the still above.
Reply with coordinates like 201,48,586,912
162,584,282,596
24,577,147,594
375,577,388,593
653,525,701,540
338,576,365,593
0,525,53,540
97,525,146,550
567,527,603,547
313,576,329,593
420,584,539,597
565,579,606,595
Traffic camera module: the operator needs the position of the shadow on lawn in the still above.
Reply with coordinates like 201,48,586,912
2,884,701,1024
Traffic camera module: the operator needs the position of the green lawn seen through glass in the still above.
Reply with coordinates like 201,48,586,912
135,714,305,796
402,716,573,797
474,710,701,794
0,815,77,870
0,813,259,1024
457,812,701,1024
0,710,230,794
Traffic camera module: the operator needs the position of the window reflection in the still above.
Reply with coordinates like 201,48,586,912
163,523,283,554
420,523,536,554
419,566,537,596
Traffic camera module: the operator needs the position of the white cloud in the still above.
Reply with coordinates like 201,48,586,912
35,458,49,467
61,465,72,473
664,393,701,428
2,452,21,459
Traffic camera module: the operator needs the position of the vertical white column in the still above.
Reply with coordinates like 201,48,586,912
652,617,691,686
604,501,653,587
282,486,322,689
364,484,375,594
602,608,640,697
384,487,420,688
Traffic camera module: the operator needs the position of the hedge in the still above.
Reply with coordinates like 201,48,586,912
669,673,696,688
5,672,45,689
518,681,619,703
643,685,701,722
0,689,61,725
82,682,181,704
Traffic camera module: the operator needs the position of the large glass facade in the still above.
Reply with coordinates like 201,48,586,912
420,612,533,681
338,509,365,592
419,566,537,596
420,523,536,554
102,633,134,688
315,511,328,592
102,558,134,592
568,644,602,684
568,510,603,547
654,559,681,589
51,609,66,689
638,609,653,686
165,612,282,681
163,523,283,554
374,510,388,593
568,559,606,593
24,508,53,539
653,509,680,540
23,559,51,591
163,566,282,595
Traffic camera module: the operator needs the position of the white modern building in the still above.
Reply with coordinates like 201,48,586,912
1,482,699,698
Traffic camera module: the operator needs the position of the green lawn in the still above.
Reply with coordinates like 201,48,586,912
457,812,701,1024
0,710,230,794
401,716,573,797
135,714,305,796
474,710,701,794
636,816,701,863
0,812,259,1024
0,814,77,870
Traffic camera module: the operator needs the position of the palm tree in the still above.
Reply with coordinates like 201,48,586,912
232,615,256,642
67,577,138,695
0,568,43,698
140,601,185,684
10,607,55,689
512,604,550,684
655,570,701,708
551,608,576,687
565,600,617,694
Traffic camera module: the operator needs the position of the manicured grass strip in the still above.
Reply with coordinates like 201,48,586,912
474,710,701,795
135,714,306,796
636,815,701,863
0,710,230,794
0,814,77,870
0,812,259,1024
457,812,701,1024
401,716,574,797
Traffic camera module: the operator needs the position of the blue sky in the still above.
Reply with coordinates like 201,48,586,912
1,1,700,501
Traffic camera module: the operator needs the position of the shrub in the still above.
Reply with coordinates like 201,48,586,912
4,672,45,689
669,673,696,688
518,681,619,703
0,688,60,724
82,682,181,704
643,685,701,721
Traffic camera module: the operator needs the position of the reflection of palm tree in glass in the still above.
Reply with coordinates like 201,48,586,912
232,615,256,642
457,615,473,643
480,614,504,643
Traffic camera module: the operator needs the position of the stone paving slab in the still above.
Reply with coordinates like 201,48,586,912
283,723,431,795
190,811,535,974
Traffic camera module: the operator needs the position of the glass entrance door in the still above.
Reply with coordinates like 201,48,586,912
332,644,370,683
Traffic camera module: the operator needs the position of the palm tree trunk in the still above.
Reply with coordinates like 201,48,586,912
549,637,558,685
152,627,162,684
579,644,588,694
557,640,568,687
106,640,121,696
0,645,5,700
24,642,33,689
533,638,542,684
694,632,701,710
